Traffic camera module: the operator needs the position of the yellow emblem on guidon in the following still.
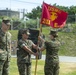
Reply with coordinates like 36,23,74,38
50,12,58,21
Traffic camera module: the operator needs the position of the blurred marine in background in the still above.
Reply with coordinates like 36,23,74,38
0,19,12,75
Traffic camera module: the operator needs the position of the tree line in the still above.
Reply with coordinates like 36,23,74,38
25,3,76,23
0,4,76,29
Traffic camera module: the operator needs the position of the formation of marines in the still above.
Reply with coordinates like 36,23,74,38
0,19,60,75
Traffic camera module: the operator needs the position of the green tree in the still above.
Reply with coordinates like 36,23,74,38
68,6,76,23
25,6,42,19
25,4,76,25
26,19,37,28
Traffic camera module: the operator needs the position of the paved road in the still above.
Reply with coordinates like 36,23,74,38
12,55,76,63
31,55,76,63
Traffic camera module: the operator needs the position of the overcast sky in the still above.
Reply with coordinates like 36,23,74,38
0,0,76,12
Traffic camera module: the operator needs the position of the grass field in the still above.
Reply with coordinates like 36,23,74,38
9,27,76,75
10,58,76,75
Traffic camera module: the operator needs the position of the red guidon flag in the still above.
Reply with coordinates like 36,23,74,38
40,2,68,28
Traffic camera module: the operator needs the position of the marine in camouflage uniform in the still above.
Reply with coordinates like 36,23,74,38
39,30,60,75
0,19,11,75
17,29,38,75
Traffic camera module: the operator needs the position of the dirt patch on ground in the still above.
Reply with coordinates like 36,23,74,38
60,62,76,74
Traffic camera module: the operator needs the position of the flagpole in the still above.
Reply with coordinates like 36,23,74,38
34,55,38,75
34,24,42,75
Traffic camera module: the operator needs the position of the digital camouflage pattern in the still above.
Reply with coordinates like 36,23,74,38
44,38,60,75
0,29,11,75
17,39,34,75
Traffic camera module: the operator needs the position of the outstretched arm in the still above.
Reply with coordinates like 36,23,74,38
22,45,38,56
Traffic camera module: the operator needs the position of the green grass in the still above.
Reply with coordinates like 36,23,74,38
10,58,44,75
10,58,76,75
10,58,19,75
9,30,18,41
66,71,76,75
58,32,76,56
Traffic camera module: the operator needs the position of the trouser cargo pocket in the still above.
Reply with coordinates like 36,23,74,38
0,49,7,60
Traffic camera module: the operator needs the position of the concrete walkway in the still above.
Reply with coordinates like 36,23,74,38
59,56,76,62
12,55,76,63
31,55,76,63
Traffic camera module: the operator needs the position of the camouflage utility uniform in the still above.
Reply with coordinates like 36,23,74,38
0,29,11,75
17,39,34,75
44,38,60,75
